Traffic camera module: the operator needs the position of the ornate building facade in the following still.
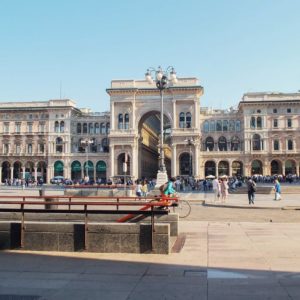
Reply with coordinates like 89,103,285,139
0,77,299,183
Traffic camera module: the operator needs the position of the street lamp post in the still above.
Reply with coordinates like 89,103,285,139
81,139,94,181
145,66,177,186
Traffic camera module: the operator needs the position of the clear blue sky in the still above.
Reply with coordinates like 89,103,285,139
1,0,300,112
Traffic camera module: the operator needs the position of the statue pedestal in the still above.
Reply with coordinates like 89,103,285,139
155,170,168,188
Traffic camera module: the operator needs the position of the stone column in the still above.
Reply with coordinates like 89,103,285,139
81,167,84,179
194,100,199,129
0,167,2,183
132,97,136,130
109,145,115,178
171,144,177,177
172,100,176,129
10,167,14,181
110,102,115,130
195,143,200,178
34,167,38,180
132,144,138,180
47,166,51,183
215,161,219,178
229,162,233,177
93,167,96,180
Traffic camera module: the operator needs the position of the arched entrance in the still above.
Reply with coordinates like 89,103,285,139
1,161,11,183
205,161,216,177
179,153,192,176
218,161,229,176
71,161,81,180
138,111,171,179
232,161,243,177
96,161,107,180
271,160,282,175
54,161,64,177
117,153,131,176
24,161,34,180
285,160,296,175
83,161,94,179
251,160,263,175
13,161,22,179
37,161,47,182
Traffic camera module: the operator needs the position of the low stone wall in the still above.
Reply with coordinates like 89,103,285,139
0,221,170,254
87,223,170,254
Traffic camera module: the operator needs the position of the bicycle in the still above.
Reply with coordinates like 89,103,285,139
172,198,191,218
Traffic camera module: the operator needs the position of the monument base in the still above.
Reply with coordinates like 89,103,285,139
155,170,168,188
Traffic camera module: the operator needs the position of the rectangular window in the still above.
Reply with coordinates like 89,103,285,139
273,119,278,128
15,123,21,133
287,119,292,128
288,140,293,150
39,144,45,153
28,144,32,154
3,144,9,154
4,122,9,133
16,144,21,154
274,140,279,151
216,120,222,131
27,123,33,133
287,108,291,113
39,123,45,133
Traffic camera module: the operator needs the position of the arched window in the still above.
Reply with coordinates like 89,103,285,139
60,121,65,133
229,120,235,131
210,120,215,132
232,161,243,176
186,112,192,128
287,139,293,151
203,121,209,133
218,136,227,151
77,123,82,134
179,112,185,128
251,160,263,175
83,123,87,134
56,137,63,153
54,121,59,133
118,114,123,129
216,120,222,131
124,114,129,130
106,122,110,134
231,136,240,151
89,123,93,134
205,137,214,151
94,123,100,134
250,117,256,129
205,161,216,177
102,138,109,152
222,120,228,131
257,117,262,129
274,140,279,151
252,134,261,151
100,123,105,134
218,161,229,176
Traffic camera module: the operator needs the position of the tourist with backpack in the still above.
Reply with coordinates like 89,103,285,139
160,177,176,196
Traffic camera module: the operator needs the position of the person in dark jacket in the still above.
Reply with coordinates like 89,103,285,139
247,178,256,205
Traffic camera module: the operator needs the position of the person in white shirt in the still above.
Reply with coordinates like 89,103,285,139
212,178,220,202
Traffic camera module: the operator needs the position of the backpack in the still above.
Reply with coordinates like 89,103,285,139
159,182,168,194
252,182,257,192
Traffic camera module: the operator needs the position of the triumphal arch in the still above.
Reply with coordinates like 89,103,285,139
106,78,203,181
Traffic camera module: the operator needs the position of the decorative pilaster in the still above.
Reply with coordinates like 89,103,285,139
195,143,200,178
109,145,115,177
172,100,176,129
171,144,177,177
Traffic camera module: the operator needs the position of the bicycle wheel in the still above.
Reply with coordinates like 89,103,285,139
173,200,191,218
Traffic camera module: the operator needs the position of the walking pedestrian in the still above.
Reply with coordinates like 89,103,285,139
220,178,229,203
274,179,282,200
212,177,221,202
247,177,256,204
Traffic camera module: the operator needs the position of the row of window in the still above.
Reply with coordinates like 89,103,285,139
2,122,46,134
76,122,110,134
117,112,193,130
203,135,296,152
0,114,49,120
3,144,45,154
203,120,241,133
